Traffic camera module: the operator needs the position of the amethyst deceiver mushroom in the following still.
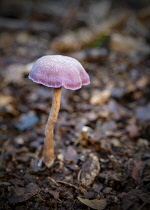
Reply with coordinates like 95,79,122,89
29,55,90,167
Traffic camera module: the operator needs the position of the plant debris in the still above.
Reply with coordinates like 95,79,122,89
79,153,100,186
77,197,107,210
0,0,150,209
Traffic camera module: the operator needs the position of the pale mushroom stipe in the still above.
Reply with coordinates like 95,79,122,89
29,55,90,167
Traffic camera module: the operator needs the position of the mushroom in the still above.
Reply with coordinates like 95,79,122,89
29,55,90,167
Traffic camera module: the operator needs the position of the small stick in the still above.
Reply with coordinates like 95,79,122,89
43,87,62,167
48,177,59,186
57,180,78,190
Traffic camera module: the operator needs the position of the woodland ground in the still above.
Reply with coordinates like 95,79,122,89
0,1,150,209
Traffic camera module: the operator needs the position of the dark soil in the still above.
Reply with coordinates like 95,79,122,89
0,1,150,209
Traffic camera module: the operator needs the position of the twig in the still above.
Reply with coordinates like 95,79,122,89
57,180,78,190
48,177,59,187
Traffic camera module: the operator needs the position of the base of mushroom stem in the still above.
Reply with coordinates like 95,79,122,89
43,157,55,168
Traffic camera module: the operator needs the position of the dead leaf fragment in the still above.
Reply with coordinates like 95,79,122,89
77,197,107,210
131,160,143,180
4,64,30,84
79,126,96,146
14,112,39,130
0,94,15,107
121,189,150,210
0,181,11,186
64,146,78,164
110,33,150,56
64,146,79,170
48,189,60,200
90,90,111,105
88,0,111,24
126,123,139,138
136,103,150,121
136,76,150,89
51,32,81,51
9,183,39,204
80,153,100,186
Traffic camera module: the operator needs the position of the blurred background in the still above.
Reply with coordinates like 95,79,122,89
0,0,150,209
0,0,150,63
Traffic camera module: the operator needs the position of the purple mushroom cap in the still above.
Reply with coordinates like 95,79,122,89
28,55,90,90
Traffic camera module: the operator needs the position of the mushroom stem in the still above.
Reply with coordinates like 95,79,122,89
43,87,62,167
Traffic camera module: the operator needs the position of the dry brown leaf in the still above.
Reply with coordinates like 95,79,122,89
90,90,111,105
77,197,107,210
51,32,81,52
80,153,100,186
79,126,96,146
0,94,15,107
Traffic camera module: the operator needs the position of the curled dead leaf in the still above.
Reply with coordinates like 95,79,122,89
80,153,100,186
77,197,107,210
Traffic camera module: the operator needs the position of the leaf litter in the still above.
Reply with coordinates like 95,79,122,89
0,1,150,209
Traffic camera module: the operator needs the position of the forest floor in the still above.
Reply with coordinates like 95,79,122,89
0,1,150,209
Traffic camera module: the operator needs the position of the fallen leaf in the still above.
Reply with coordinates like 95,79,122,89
106,99,126,120
80,153,100,186
93,183,103,193
136,76,150,89
95,120,117,139
79,126,96,146
88,0,111,24
9,183,39,204
51,32,81,51
48,189,60,200
0,94,15,107
64,145,79,170
90,90,111,105
0,181,11,186
126,123,139,138
64,146,78,164
9,178,24,187
111,87,125,99
103,187,112,194
14,112,39,130
121,189,150,210
131,160,143,180
4,64,29,84
136,103,150,121
77,197,107,210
